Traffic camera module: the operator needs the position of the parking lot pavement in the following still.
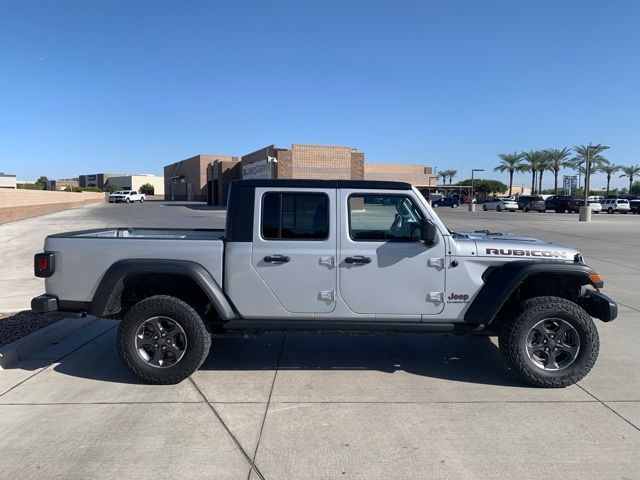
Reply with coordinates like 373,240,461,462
0,205,639,479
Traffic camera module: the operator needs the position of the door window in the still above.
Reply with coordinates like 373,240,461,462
348,194,424,241
261,192,329,240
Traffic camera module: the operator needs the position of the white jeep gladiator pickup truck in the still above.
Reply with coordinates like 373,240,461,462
32,179,617,387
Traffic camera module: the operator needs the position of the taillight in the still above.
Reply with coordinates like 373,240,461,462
34,252,55,278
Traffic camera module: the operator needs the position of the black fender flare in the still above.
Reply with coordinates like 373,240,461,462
88,259,236,320
464,260,602,326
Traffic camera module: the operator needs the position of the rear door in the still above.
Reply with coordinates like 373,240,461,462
251,187,337,313
338,189,446,317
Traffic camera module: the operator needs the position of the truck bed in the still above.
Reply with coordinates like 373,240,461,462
49,227,225,241
43,228,225,304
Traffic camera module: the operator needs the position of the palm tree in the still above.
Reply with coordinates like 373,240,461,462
521,150,545,194
545,147,573,194
536,152,553,194
619,165,640,192
572,144,609,195
446,169,457,185
438,170,448,185
494,152,523,197
599,160,620,195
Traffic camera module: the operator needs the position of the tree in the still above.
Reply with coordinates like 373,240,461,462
494,152,523,196
437,171,448,185
521,150,545,194
599,160,620,195
445,169,457,185
536,152,552,194
619,165,640,192
457,178,507,195
572,144,609,195
139,183,155,195
103,183,122,193
631,181,640,195
545,147,573,194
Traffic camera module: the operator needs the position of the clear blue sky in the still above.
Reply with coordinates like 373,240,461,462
1,1,639,189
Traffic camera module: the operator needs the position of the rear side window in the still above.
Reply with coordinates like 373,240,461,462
261,192,329,240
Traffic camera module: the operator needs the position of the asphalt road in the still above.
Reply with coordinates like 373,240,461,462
0,201,639,479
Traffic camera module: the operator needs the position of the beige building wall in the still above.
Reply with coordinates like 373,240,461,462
365,163,436,186
108,175,165,195
0,189,105,225
290,144,353,179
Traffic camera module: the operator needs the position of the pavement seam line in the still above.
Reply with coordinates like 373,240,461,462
188,377,266,480
576,384,640,433
0,323,118,398
247,333,287,480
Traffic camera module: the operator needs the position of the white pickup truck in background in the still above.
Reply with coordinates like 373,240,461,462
109,190,146,203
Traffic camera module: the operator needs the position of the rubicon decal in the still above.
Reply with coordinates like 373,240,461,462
447,293,470,303
485,248,567,258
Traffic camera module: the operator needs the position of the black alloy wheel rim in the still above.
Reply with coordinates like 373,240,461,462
135,316,187,368
525,318,580,371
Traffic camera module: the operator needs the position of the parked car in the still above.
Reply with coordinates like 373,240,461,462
109,190,146,203
482,197,518,212
601,198,630,214
433,197,459,208
32,179,617,388
630,199,640,214
517,195,546,212
545,195,582,213
587,201,602,213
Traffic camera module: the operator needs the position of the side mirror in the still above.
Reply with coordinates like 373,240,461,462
420,219,437,246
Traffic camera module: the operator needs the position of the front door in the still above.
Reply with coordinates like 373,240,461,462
338,190,446,317
251,187,337,313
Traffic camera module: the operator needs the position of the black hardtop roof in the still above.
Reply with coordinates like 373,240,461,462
231,179,412,190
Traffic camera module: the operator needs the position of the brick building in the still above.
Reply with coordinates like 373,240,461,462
164,144,436,205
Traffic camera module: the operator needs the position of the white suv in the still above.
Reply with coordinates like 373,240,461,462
601,198,630,214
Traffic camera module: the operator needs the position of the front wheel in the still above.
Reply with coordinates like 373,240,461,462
117,295,211,384
496,205,502,212
483,205,487,211
608,207,614,214
140,197,145,203
125,197,131,203
523,206,529,212
452,203,458,208
499,296,599,388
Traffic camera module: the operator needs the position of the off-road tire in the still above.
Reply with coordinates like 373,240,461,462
117,295,211,384
499,296,599,388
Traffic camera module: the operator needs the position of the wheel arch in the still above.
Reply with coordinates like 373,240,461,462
88,259,236,321
465,260,603,327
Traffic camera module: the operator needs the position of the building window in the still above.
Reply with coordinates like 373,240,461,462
261,192,329,240
348,194,424,241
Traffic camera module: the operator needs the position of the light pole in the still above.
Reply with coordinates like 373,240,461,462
579,145,592,222
469,169,484,211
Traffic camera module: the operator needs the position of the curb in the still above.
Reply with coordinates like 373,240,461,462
0,315,96,369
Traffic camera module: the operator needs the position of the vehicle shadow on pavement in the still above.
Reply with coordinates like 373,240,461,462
48,329,527,388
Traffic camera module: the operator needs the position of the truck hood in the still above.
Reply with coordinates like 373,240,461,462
456,230,581,261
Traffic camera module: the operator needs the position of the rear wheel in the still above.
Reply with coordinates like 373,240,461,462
117,295,211,384
499,296,599,388
125,197,131,203
483,205,487,211
608,207,614,214
496,205,502,212
523,206,529,212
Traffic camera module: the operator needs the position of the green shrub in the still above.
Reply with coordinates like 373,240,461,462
139,183,155,195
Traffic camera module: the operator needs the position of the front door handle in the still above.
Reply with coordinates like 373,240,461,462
264,255,290,263
345,255,372,265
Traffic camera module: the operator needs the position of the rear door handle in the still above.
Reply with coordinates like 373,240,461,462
345,255,372,265
263,255,290,263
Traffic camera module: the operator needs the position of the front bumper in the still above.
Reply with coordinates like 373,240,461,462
31,294,59,313
581,291,618,322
